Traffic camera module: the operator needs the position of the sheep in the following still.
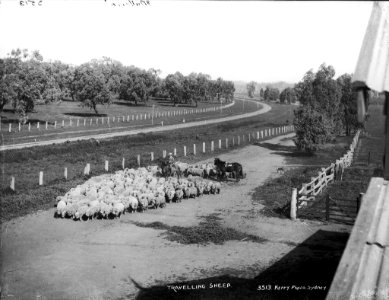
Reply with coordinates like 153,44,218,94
211,182,221,194
74,204,89,221
174,188,184,202
154,194,166,209
56,200,67,218
112,202,125,218
128,196,139,213
184,186,197,198
165,188,175,203
138,195,149,212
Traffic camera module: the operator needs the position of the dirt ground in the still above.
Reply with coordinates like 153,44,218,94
0,133,351,300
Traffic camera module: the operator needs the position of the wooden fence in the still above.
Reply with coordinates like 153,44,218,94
6,124,295,191
290,130,361,219
0,101,236,134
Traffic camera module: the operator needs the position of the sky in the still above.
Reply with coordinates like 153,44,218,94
0,0,373,83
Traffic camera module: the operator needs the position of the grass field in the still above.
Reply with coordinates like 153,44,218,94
0,102,295,221
0,99,262,145
1,98,224,124
252,95,386,221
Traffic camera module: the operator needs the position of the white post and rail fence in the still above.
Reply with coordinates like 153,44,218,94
290,130,361,221
7,124,295,190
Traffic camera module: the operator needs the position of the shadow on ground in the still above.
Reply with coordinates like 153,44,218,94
123,230,348,300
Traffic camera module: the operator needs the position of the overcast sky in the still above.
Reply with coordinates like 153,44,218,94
0,0,372,83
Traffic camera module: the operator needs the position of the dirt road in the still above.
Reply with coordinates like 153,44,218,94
0,101,270,152
0,133,350,300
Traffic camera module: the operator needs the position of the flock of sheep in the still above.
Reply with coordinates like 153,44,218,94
55,161,221,221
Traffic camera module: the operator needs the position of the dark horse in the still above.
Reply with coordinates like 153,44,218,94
158,158,181,179
214,158,244,182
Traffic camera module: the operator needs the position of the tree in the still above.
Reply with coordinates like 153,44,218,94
264,86,280,101
246,81,256,98
280,87,297,104
293,64,345,151
259,88,264,99
164,72,184,106
73,63,111,114
0,49,52,123
336,73,363,135
293,106,333,152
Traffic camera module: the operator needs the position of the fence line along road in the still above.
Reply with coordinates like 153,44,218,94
7,124,295,191
290,130,361,220
0,100,271,152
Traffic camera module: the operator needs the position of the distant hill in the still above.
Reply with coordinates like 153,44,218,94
234,81,295,94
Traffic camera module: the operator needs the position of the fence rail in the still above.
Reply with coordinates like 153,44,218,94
290,130,361,219
5,125,295,191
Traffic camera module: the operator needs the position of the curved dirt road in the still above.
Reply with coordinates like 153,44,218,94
0,133,350,300
0,100,270,151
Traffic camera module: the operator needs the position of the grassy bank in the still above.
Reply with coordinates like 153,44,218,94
1,103,295,221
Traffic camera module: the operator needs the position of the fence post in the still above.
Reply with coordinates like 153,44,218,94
291,188,297,220
248,134,251,142
54,121,57,129
39,171,43,186
232,137,235,146
163,150,166,158
37,122,40,130
211,141,214,151
184,146,187,156
83,119,86,126
226,138,228,149
137,155,141,167
193,144,196,155
10,176,15,191
203,142,206,153
64,167,68,180
102,117,104,124
18,123,21,132
218,139,221,149
105,160,109,172
326,195,330,221
151,152,154,161
357,193,364,213
96,118,98,125
84,163,90,176
257,131,259,139
122,158,125,170
174,148,177,156
45,121,48,130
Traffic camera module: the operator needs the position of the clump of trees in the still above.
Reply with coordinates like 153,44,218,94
0,48,235,122
279,87,297,104
263,86,280,101
163,73,234,107
293,63,362,152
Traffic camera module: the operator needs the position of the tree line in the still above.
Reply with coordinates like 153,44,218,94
0,49,235,123
246,81,296,104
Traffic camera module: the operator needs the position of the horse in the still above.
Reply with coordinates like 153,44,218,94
214,158,243,182
158,158,181,179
